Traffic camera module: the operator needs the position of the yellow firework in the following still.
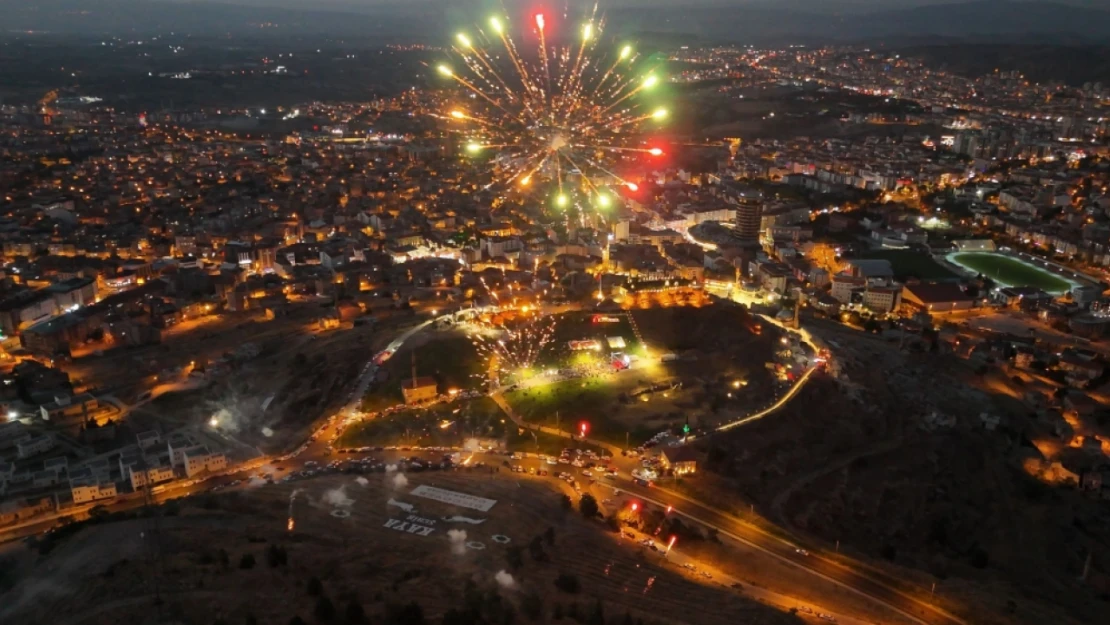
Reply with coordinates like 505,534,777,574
436,6,669,212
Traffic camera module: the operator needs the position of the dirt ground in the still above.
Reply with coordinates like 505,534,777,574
0,474,804,625
690,320,1110,625
84,304,424,454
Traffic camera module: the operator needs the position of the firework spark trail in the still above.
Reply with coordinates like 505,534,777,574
468,315,557,377
440,7,668,209
287,488,301,532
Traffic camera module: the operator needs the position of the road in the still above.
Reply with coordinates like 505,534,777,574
716,365,818,432
609,479,963,625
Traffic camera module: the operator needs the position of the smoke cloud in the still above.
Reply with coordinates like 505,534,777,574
391,473,409,490
385,464,398,473
494,570,516,589
322,485,354,509
355,477,369,487
447,529,467,555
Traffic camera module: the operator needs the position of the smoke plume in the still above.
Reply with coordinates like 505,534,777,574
494,570,516,589
447,529,467,555
322,485,354,509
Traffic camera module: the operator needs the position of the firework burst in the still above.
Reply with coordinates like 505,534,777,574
436,4,668,213
469,314,556,380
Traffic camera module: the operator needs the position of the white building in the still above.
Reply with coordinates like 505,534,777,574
863,287,901,314
166,432,201,466
182,447,227,478
830,275,865,304
71,481,117,505
16,434,55,459
127,464,176,490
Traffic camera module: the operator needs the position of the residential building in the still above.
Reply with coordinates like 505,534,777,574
660,447,698,476
401,376,438,405
182,446,228,478
863,287,902,314
16,434,55,459
71,480,117,505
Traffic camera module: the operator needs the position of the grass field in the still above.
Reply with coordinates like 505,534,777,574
338,396,604,456
949,252,1074,293
862,250,956,280
504,371,691,448
362,332,486,412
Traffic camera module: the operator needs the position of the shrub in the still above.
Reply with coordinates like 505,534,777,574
554,573,580,594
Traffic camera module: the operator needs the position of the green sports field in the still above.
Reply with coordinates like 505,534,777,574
948,252,1074,293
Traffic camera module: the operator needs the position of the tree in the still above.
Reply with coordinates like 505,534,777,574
554,572,581,594
218,549,230,570
528,536,548,561
521,593,543,620
560,494,572,511
386,602,425,625
239,553,255,569
267,544,288,568
314,596,336,622
605,515,621,533
578,493,599,519
588,600,605,625
307,576,323,596
506,546,525,569
245,615,258,625
441,608,478,625
543,526,556,546
345,599,366,624
289,618,307,625
553,604,564,621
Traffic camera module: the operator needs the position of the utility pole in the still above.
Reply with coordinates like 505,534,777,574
138,455,164,618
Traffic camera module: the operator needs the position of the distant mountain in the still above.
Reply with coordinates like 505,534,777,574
604,1,1110,44
897,43,1110,85
1,0,1108,44
0,0,445,39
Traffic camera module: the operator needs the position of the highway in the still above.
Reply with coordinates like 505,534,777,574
609,479,965,625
